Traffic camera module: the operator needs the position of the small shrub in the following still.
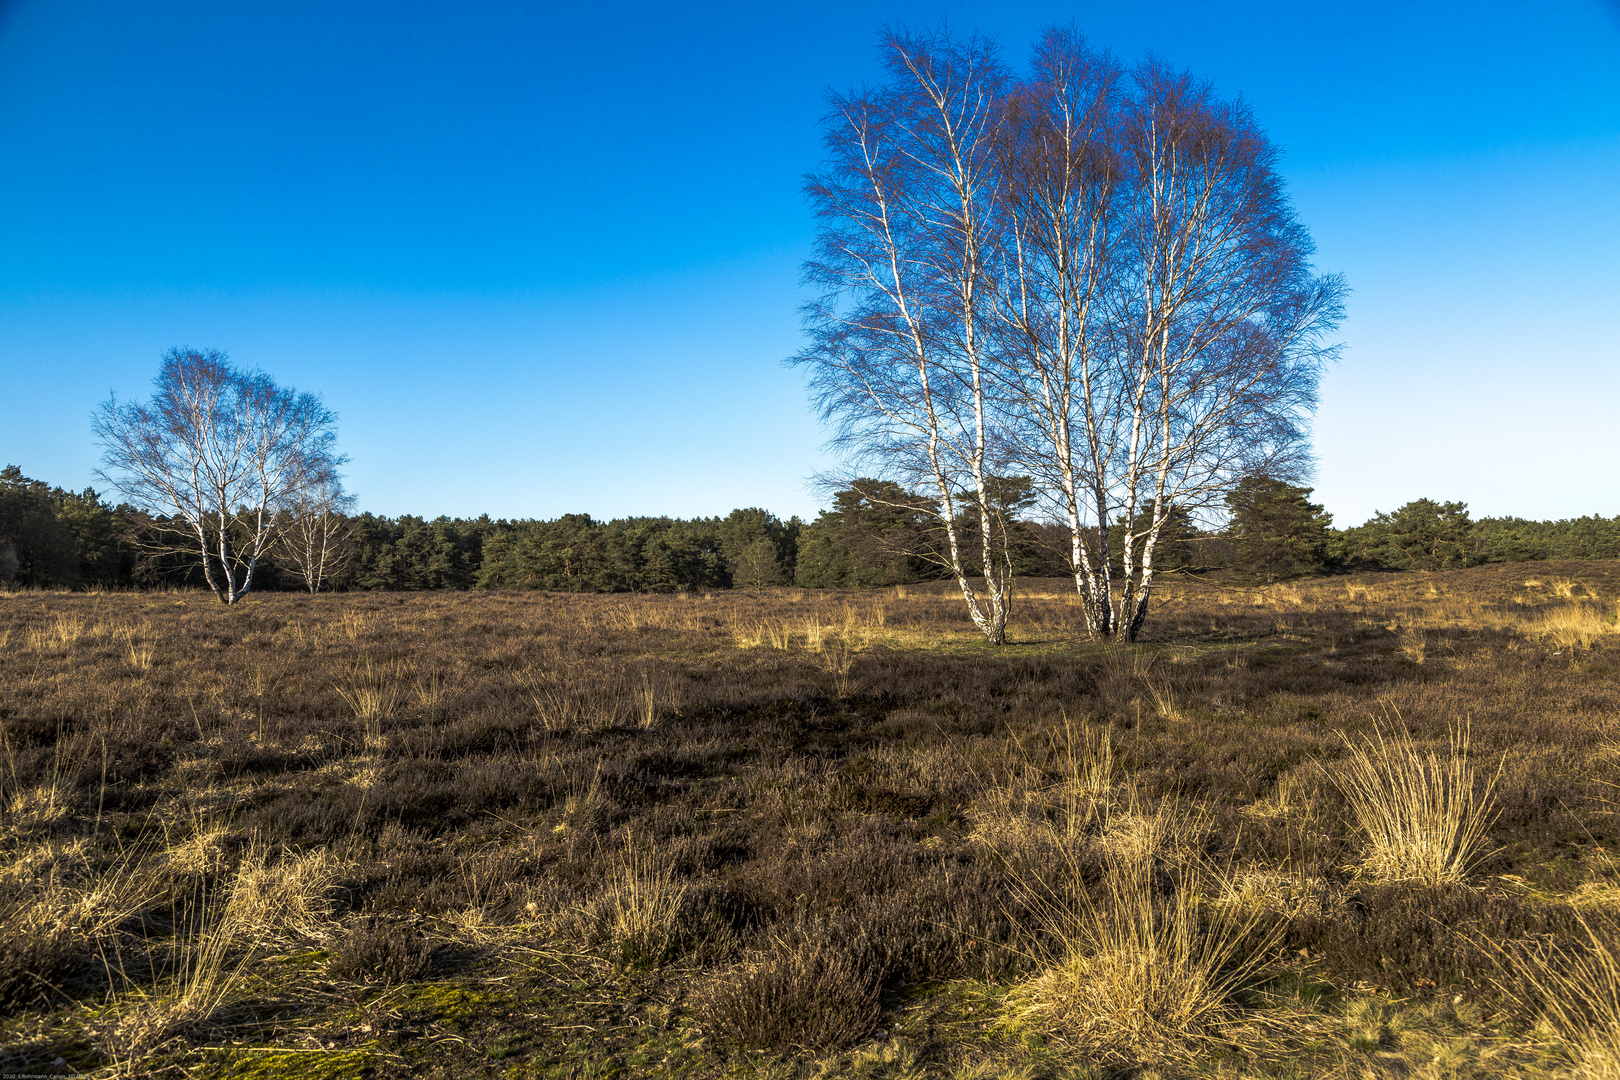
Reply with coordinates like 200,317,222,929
328,917,434,984
693,918,881,1053
1287,881,1576,994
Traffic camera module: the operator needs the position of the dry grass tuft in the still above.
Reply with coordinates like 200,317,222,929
1,841,167,1011
1398,626,1428,664
1332,720,1499,887
6,781,76,831
1050,717,1115,835
969,718,1115,855
593,832,688,968
1003,811,1278,1067
122,627,155,671
1243,767,1317,821
814,637,858,697
411,672,450,711
164,827,233,878
227,842,350,943
84,913,238,1070
25,615,84,651
1499,916,1620,1079
1527,602,1618,650
633,671,659,730
525,667,642,732
80,852,276,1071
335,679,399,724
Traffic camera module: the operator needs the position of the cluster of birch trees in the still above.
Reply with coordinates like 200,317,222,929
797,27,1346,642
93,348,349,603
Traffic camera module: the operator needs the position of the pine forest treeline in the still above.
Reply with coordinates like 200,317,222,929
4,464,1620,593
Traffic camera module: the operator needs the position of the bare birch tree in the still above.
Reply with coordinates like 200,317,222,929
801,27,1344,643
1096,61,1345,640
988,29,1129,639
274,467,357,593
93,348,344,604
797,28,1017,644
988,40,1343,641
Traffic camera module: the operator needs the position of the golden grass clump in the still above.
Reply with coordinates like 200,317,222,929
83,903,240,1069
525,667,642,731
593,832,688,968
1003,806,1276,1067
1,840,163,946
79,845,312,1069
1500,916,1620,1079
339,607,378,640
969,718,1115,855
335,679,399,724
813,638,857,696
1527,602,1618,650
1243,767,1317,821
1042,716,1116,837
6,781,76,831
1398,626,1428,664
122,627,155,671
1332,721,1499,887
0,841,169,1020
227,843,350,943
24,615,83,651
163,827,233,878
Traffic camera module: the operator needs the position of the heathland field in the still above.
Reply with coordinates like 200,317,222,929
4,564,1620,1078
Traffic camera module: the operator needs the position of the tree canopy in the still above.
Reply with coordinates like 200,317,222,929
1225,477,1334,581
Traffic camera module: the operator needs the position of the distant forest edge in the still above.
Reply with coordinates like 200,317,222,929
4,464,1619,593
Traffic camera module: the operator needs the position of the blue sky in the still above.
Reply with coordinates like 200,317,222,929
2,1,1617,526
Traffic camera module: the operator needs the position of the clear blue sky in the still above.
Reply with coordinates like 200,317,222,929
2,1,1617,527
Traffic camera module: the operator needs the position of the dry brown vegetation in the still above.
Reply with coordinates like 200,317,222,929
2,561,1619,1078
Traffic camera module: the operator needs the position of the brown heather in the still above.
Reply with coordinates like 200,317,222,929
1,561,1619,1077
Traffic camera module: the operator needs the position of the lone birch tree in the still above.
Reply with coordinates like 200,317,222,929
93,348,344,604
797,28,1017,644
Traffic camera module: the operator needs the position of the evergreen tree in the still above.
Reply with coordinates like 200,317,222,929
0,466,135,588
1339,499,1479,570
1471,515,1620,562
1225,477,1333,581
794,481,941,588
0,466,78,586
718,508,796,588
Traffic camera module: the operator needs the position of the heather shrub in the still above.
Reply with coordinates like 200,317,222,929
328,917,434,984
693,916,880,1053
